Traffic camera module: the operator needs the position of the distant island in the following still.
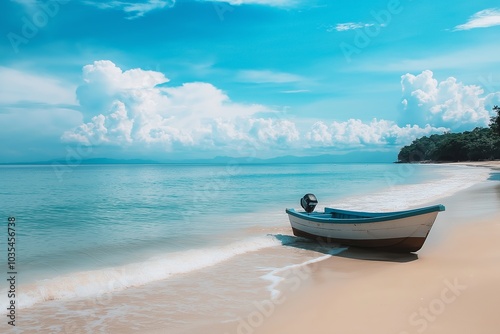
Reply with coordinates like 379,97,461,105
0,158,159,165
0,151,397,166
398,106,500,163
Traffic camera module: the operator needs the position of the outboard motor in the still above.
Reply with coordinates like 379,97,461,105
301,193,318,213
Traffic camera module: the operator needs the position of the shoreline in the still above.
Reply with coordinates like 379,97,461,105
252,165,500,334
411,160,500,171
6,164,498,333
444,160,500,171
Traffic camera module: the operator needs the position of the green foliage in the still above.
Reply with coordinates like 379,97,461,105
399,106,500,162
491,105,500,136
398,127,500,162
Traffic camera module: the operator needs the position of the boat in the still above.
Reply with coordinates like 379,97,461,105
286,194,445,252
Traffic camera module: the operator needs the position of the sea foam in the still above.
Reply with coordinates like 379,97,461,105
1,235,283,309
329,165,490,211
260,246,347,300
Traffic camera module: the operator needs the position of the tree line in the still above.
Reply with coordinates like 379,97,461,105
398,106,500,162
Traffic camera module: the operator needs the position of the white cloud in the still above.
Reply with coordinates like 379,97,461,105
237,69,303,83
82,59,168,90
454,8,500,31
6,62,490,160
83,0,175,19
0,67,77,106
249,118,299,144
63,60,293,154
63,101,134,146
0,67,81,161
400,70,500,130
63,61,459,157
306,119,447,148
333,22,376,32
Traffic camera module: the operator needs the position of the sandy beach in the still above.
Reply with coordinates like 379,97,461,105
446,160,500,170
251,162,500,334
8,163,499,334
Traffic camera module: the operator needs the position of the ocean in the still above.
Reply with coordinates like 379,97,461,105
0,163,491,333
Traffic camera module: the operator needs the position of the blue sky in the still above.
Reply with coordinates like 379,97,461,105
1,0,500,162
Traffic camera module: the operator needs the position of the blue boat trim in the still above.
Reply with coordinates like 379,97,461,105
285,204,445,224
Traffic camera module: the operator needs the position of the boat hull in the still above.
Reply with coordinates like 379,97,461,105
291,227,427,252
286,206,443,252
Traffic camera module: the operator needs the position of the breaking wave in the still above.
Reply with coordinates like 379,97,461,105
2,235,284,309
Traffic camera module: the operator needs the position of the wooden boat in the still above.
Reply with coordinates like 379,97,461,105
286,194,445,252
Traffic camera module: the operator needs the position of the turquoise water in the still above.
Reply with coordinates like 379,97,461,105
0,163,490,311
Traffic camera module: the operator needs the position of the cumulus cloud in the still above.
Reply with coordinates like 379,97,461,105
454,8,500,31
306,119,447,148
249,118,299,144
63,60,299,155
64,62,472,158
399,70,500,131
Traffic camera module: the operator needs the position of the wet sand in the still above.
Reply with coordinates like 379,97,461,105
446,160,500,170
253,166,500,334
9,164,499,334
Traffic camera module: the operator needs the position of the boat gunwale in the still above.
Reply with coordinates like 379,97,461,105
285,204,445,224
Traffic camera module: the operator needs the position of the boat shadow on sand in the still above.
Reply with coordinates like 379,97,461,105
273,234,418,263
